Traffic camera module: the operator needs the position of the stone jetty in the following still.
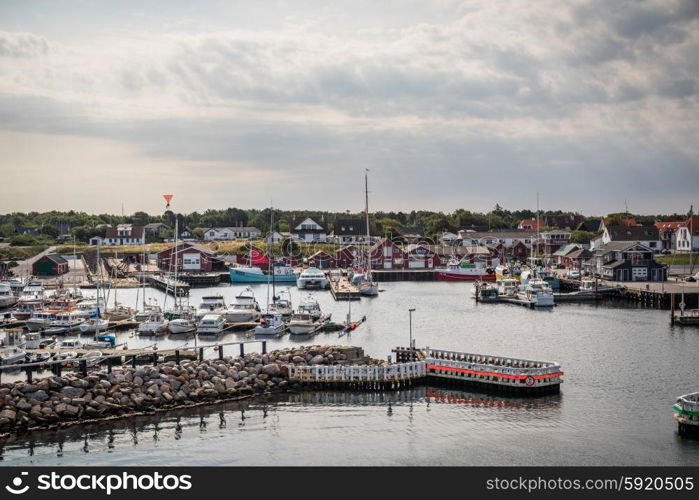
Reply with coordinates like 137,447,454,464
0,345,375,435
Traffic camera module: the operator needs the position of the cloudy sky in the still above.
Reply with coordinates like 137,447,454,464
1,0,698,216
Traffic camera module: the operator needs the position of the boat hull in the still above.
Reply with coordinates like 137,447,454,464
230,268,297,283
435,271,496,282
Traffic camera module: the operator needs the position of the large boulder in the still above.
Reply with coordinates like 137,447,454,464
61,386,85,398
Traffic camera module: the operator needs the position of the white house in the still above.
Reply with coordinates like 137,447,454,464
202,226,261,241
91,224,145,246
266,231,291,243
676,216,699,252
459,231,534,249
290,216,329,243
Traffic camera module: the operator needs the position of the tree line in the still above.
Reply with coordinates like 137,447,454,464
0,206,692,246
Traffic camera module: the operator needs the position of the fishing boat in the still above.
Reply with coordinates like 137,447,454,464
435,259,496,282
495,264,521,282
79,317,110,334
517,279,555,307
230,263,297,284
137,311,169,335
472,282,500,302
196,314,226,336
0,283,17,308
254,312,285,335
195,295,227,318
579,278,620,294
296,267,328,289
13,281,46,320
674,392,699,433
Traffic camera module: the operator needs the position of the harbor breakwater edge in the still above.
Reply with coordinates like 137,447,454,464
0,345,379,436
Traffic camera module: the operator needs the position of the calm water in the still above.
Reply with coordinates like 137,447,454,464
2,281,698,466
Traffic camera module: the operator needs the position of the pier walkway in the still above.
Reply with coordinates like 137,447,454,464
328,274,360,301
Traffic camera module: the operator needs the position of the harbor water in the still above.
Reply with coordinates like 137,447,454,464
2,281,698,466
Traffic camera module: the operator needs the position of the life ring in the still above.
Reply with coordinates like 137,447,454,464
525,376,535,387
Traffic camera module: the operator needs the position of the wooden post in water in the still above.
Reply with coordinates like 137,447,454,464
670,293,675,325
175,350,180,364
152,353,158,366
199,347,204,361
131,356,137,368
25,366,32,383
240,344,245,357
218,345,224,360
262,341,267,354
80,360,87,377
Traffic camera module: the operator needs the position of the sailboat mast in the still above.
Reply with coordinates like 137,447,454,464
365,169,371,277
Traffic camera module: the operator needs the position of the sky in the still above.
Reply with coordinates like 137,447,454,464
0,0,698,216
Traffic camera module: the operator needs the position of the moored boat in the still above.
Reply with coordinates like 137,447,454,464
674,392,699,433
195,295,226,319
138,311,169,336
254,312,285,335
0,283,18,308
196,314,226,336
517,279,555,307
435,260,496,282
472,282,500,302
297,267,328,289
79,318,110,334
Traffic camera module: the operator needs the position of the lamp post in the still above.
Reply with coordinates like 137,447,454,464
408,308,416,360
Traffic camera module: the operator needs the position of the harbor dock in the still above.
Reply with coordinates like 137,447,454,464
328,274,360,301
146,275,190,297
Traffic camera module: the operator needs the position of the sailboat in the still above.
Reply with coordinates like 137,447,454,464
255,206,286,335
354,170,379,296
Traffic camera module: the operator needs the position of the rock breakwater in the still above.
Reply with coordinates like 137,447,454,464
0,345,377,435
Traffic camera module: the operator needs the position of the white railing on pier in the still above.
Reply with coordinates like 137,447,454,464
424,347,563,387
288,361,426,384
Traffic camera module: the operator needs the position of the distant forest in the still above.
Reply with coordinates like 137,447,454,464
0,205,692,246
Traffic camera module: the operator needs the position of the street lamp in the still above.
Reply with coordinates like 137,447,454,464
408,308,416,359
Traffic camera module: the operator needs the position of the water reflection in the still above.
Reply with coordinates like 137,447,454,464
0,387,561,463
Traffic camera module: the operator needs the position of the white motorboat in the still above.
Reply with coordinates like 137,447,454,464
224,287,261,323
296,267,328,289
138,311,169,335
269,289,293,316
196,295,227,318
1,279,25,297
288,312,318,335
52,350,79,367
169,318,197,334
297,294,323,320
579,278,620,294
56,338,83,349
517,279,555,307
25,311,58,332
44,311,86,335
13,282,45,320
0,346,26,366
0,283,17,308
254,312,285,335
79,318,110,334
496,278,519,297
196,314,226,336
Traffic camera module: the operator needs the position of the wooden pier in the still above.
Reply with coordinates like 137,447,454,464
146,275,190,297
287,346,563,396
328,275,360,301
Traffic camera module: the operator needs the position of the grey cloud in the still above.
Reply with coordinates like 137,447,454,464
0,31,49,57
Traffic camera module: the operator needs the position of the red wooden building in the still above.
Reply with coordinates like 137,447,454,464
368,238,406,270
307,251,335,269
335,245,360,268
157,243,225,272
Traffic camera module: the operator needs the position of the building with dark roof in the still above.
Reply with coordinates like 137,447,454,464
33,254,69,276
